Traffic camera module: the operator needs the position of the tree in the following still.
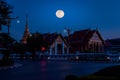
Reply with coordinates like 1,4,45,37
0,0,14,62
0,0,13,30
26,32,48,59
11,42,26,59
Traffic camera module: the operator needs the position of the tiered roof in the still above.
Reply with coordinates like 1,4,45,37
69,29,104,45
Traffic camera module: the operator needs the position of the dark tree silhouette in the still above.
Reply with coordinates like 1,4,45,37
0,0,14,65
11,42,26,59
0,0,13,30
26,32,48,60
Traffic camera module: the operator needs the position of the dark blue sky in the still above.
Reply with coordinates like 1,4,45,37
3,0,120,41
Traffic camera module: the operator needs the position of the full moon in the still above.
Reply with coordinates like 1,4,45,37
56,10,64,18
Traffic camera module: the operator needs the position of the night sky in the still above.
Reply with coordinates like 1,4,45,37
3,0,120,41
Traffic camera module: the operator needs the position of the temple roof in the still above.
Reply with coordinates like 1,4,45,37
68,29,104,45
43,33,69,47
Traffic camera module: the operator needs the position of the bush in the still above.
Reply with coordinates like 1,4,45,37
0,59,14,67
94,65,120,77
65,75,78,80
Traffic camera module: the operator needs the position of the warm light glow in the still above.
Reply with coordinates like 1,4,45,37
56,10,64,18
41,47,46,51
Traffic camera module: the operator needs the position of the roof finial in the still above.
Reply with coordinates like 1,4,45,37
26,14,28,27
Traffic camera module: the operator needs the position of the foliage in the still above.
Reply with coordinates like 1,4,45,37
0,0,13,30
11,42,26,54
26,32,48,59
0,33,15,60
78,75,118,80
0,58,14,67
78,65,120,80
0,0,14,63
94,65,120,77
65,65,120,80
65,75,78,80
0,33,14,47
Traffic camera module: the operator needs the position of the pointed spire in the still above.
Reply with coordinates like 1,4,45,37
25,14,29,32
21,14,31,44
26,14,28,27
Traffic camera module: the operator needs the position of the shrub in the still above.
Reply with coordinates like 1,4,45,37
65,75,78,80
0,59,14,67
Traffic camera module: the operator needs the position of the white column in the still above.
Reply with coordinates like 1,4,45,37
50,46,52,55
55,42,57,55
62,42,65,54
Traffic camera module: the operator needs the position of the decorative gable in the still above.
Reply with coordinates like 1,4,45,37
90,32,102,42
55,35,63,44
51,35,68,48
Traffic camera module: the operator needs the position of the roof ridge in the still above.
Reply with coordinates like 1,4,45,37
81,29,91,42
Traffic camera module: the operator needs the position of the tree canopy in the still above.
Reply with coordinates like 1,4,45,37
0,0,13,30
27,32,48,52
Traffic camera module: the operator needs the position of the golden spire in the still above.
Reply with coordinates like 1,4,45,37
21,14,30,44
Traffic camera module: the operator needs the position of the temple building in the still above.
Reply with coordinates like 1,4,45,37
43,33,69,55
68,29,104,53
21,15,31,44
20,16,104,54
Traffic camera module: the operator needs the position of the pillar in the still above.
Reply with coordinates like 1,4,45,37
55,42,57,55
92,43,94,53
94,43,96,53
62,42,65,54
